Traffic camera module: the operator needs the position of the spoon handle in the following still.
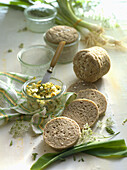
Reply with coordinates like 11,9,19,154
50,41,66,68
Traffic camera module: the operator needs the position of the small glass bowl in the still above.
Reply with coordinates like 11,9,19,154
44,32,81,64
24,4,57,33
22,76,66,111
17,45,55,76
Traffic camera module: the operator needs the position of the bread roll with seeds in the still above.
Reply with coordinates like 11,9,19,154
73,46,111,82
67,80,97,93
62,99,99,129
43,117,80,150
77,89,107,116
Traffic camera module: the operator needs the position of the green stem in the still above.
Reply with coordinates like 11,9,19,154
57,0,103,33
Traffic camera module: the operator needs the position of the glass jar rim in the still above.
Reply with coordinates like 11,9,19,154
24,4,57,21
17,44,55,67
22,77,66,101
43,31,81,47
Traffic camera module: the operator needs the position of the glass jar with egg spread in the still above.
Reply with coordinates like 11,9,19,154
22,77,66,112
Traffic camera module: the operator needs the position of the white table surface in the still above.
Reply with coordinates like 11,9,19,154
0,4,127,170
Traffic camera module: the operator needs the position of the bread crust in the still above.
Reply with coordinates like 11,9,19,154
43,117,80,150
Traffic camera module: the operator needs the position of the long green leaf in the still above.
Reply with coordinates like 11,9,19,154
85,147,127,158
31,139,127,170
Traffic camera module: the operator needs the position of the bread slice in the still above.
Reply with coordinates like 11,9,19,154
67,80,97,93
62,99,99,129
43,117,80,150
77,89,107,116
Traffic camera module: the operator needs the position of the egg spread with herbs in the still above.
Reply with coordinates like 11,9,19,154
26,80,61,99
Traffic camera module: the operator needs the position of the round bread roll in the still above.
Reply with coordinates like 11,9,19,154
43,117,80,150
73,46,111,82
77,89,107,116
45,25,79,44
62,99,99,129
67,80,97,93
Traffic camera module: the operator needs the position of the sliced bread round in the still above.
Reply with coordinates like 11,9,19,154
43,117,80,150
77,89,107,116
62,99,99,129
67,80,97,93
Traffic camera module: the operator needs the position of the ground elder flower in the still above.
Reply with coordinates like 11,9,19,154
77,123,96,144
97,120,103,128
9,120,30,138
106,117,115,127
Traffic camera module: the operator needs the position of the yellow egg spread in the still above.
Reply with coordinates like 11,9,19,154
26,80,61,99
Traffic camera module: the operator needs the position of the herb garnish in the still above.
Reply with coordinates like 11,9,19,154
9,140,13,146
18,27,27,32
8,49,12,53
73,155,76,161
105,127,115,135
19,43,24,48
122,119,127,125
32,153,38,161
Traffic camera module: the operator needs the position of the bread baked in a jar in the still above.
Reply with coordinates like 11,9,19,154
45,25,79,44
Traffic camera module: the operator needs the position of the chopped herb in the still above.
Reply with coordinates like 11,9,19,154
122,119,127,125
73,155,76,161
9,140,13,146
59,157,66,161
19,43,24,48
32,153,38,161
105,127,115,135
18,27,27,32
81,158,84,162
8,49,12,53
78,157,84,162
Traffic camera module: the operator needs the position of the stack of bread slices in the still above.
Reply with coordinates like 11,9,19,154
43,80,107,150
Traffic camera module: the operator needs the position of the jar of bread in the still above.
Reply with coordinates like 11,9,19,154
44,25,80,64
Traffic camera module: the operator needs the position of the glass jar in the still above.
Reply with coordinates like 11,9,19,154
17,45,55,77
22,76,66,112
24,4,57,33
43,32,81,64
